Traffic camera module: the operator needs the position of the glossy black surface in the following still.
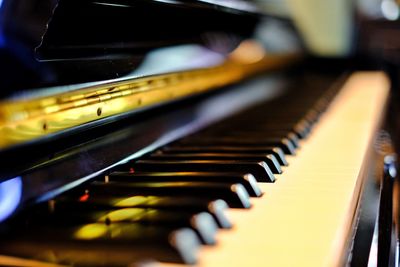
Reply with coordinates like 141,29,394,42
108,171,263,196
48,196,233,228
0,0,260,95
178,136,297,154
0,74,284,203
148,153,282,174
18,206,219,245
83,180,252,208
0,223,201,264
162,145,289,166
130,159,275,183
39,0,259,58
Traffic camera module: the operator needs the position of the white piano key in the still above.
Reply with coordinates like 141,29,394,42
160,71,390,267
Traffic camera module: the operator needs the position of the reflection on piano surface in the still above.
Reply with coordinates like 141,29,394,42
0,0,398,266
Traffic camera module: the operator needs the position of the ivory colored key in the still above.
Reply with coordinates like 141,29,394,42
159,72,390,267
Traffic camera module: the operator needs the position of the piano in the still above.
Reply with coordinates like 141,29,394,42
0,0,397,266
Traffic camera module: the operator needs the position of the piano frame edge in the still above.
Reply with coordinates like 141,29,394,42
327,72,391,266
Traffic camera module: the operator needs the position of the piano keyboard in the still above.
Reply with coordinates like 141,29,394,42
0,71,389,267
186,71,390,267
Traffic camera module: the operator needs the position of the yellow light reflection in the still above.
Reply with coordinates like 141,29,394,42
98,208,146,222
74,223,108,240
0,47,299,150
114,196,150,207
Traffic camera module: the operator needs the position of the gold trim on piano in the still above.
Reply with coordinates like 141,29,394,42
0,49,300,149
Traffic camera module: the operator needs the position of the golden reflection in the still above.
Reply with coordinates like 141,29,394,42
114,196,152,207
74,223,108,240
0,46,300,149
98,208,147,222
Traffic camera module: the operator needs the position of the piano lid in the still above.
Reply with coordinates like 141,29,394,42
0,0,291,95
0,0,302,151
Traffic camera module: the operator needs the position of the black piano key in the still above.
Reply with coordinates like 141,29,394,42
85,181,252,209
178,137,296,155
227,120,311,138
54,195,232,229
162,145,288,166
304,109,320,124
131,159,275,182
108,171,263,197
292,120,312,138
254,122,310,139
148,153,282,174
0,224,200,265
23,208,218,245
313,98,331,113
249,131,300,147
289,127,308,139
194,131,300,148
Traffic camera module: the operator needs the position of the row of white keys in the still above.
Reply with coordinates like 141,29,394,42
162,71,390,267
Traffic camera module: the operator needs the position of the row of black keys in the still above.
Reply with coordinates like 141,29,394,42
0,78,340,266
